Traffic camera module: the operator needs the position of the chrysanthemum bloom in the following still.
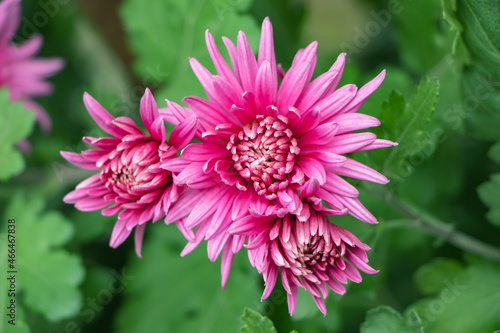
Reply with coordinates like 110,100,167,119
228,195,377,315
61,89,198,256
0,0,63,132
162,17,395,279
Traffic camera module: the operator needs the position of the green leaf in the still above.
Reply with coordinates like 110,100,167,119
381,77,440,181
455,0,500,78
240,308,277,333
442,0,460,31
4,192,84,322
441,0,471,64
448,0,500,141
0,88,35,181
414,258,465,294
120,0,260,103
360,306,422,333
477,173,500,227
410,261,500,332
0,240,30,333
461,69,500,141
115,226,263,333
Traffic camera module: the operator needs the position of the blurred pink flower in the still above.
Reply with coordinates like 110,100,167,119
162,17,395,284
61,89,198,256
0,0,63,132
229,201,377,315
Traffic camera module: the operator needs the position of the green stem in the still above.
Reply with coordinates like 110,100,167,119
371,187,500,263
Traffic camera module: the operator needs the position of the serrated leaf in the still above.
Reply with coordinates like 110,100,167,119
240,308,277,333
360,306,422,333
477,173,500,227
0,88,35,181
414,258,465,294
115,226,262,333
410,261,500,332
120,0,260,103
4,192,84,322
381,77,440,181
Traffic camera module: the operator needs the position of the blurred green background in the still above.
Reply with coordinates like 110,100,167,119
1,0,500,332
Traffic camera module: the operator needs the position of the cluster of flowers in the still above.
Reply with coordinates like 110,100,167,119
7,11,392,314
0,0,63,149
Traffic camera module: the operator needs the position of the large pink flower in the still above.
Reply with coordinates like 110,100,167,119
0,0,63,131
162,17,395,279
62,89,198,256
228,200,377,315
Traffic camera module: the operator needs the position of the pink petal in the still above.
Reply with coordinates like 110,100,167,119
167,115,198,148
237,30,258,92
333,113,381,135
255,61,276,111
206,30,242,94
228,215,273,235
341,70,386,114
277,61,311,112
356,139,398,152
60,151,98,169
181,142,229,161
261,263,278,300
207,232,230,262
323,173,359,198
315,84,357,121
298,122,338,147
134,224,146,258
139,88,160,139
324,53,346,95
332,158,389,184
329,132,377,154
221,245,235,289
336,195,377,224
222,36,240,82
297,70,340,113
0,0,20,45
110,218,132,248
83,92,126,138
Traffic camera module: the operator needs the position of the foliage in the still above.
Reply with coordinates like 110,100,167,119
360,306,422,333
240,308,278,333
0,89,35,181
115,226,263,333
2,192,84,322
379,77,440,181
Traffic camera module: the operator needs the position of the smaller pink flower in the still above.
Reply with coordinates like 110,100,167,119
0,0,64,132
61,89,198,256
229,200,377,315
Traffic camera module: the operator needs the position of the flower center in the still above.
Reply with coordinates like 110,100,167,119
109,165,136,188
227,114,300,200
102,140,169,199
296,235,337,273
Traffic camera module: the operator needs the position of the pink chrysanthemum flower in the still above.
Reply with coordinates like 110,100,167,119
229,198,377,315
162,17,395,281
0,0,63,132
61,89,198,256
